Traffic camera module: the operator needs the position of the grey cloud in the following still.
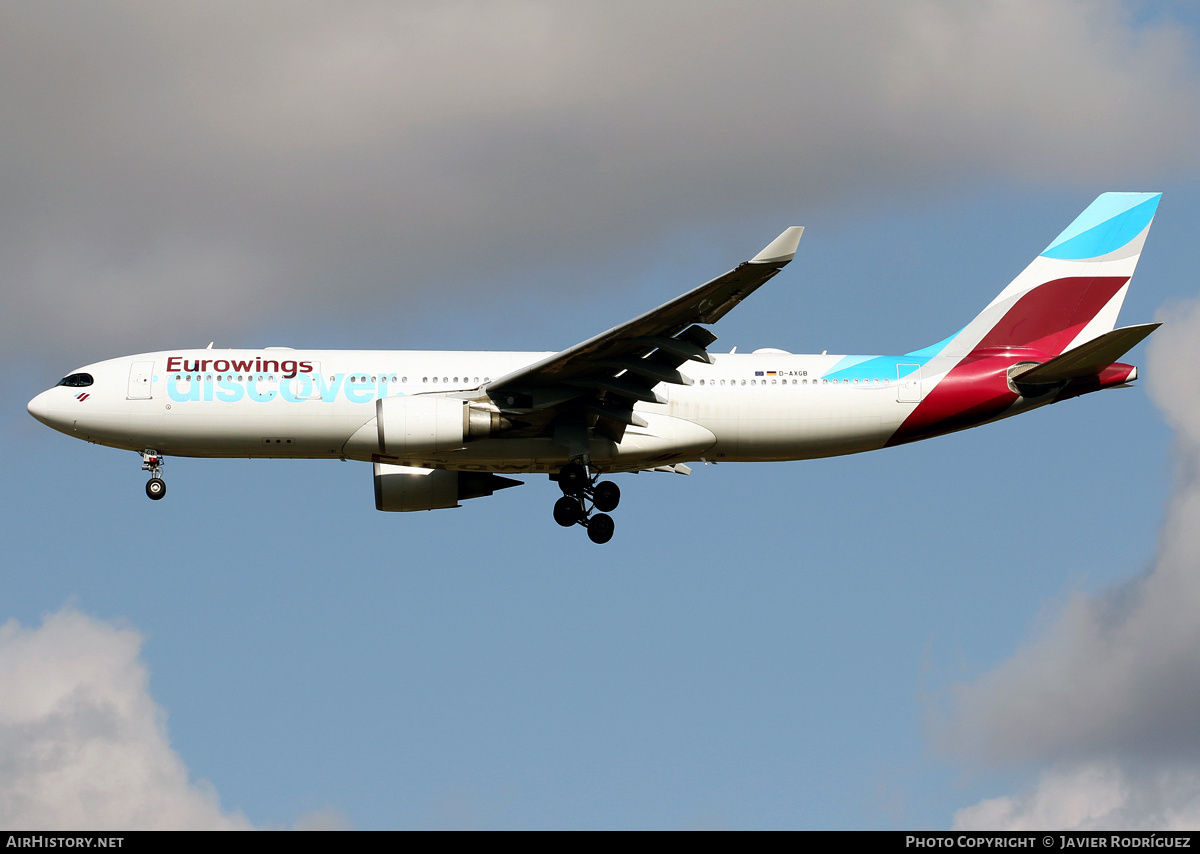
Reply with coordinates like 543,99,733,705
3,1,1197,366
939,298,1200,827
939,298,1200,767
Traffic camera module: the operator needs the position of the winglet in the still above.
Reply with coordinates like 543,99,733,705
750,226,804,264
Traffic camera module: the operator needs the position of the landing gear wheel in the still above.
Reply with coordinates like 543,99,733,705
559,462,589,494
553,495,582,527
586,513,615,544
593,481,620,513
140,451,165,499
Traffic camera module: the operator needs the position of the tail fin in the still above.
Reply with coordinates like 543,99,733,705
941,192,1161,359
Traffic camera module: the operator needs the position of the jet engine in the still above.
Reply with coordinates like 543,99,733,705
375,395,509,455
373,463,522,511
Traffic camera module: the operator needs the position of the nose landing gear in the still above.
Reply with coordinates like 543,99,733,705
141,450,166,501
553,461,621,544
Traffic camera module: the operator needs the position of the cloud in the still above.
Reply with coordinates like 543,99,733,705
3,1,1198,364
941,299,1200,766
939,298,1200,828
953,763,1200,831
0,608,252,830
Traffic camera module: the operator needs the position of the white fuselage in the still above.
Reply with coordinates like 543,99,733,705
28,346,998,474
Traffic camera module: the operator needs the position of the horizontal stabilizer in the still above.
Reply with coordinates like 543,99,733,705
1012,323,1160,387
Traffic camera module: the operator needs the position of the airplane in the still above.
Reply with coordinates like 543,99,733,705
27,192,1161,544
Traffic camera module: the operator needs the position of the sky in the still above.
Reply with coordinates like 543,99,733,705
3,0,1200,830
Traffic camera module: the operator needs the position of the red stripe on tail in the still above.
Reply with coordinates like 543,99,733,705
976,276,1129,355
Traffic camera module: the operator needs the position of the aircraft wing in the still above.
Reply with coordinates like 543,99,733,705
485,226,803,442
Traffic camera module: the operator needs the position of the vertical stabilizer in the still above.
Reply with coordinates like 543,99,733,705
939,192,1161,359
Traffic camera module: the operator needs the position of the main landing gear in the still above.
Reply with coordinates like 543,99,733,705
553,460,621,544
141,450,166,501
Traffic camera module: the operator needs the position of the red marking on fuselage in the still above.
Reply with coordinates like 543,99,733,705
887,276,1129,445
887,353,1022,445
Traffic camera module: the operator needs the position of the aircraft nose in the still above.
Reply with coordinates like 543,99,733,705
27,390,56,427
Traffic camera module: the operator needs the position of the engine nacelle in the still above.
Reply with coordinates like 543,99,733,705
375,396,508,456
373,463,522,511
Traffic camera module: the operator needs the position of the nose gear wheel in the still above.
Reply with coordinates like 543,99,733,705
141,450,166,501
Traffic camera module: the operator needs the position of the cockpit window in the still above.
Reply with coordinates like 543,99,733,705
56,373,94,388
